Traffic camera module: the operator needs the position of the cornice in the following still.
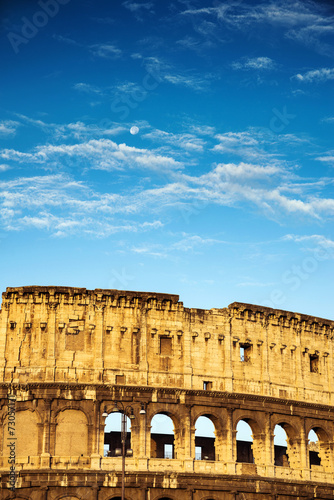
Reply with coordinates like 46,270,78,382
1,382,333,413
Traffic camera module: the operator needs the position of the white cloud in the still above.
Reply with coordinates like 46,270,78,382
321,117,334,123
232,57,276,71
181,0,334,54
212,162,282,179
123,1,154,13
316,155,334,164
163,73,207,90
89,44,122,59
52,34,81,46
0,138,183,173
293,68,334,83
0,120,20,137
171,234,219,251
143,128,206,152
73,82,103,94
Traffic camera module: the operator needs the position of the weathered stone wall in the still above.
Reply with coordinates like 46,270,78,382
1,286,333,402
0,286,334,499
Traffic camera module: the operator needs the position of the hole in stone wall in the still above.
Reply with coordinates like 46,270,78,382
308,429,321,466
151,413,175,459
195,415,216,460
236,420,253,463
274,424,289,466
310,354,319,373
240,343,251,362
203,381,212,390
103,412,132,457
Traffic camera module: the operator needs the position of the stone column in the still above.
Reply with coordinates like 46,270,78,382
139,308,148,382
45,301,58,382
93,304,105,380
183,407,195,472
265,413,275,476
0,301,9,380
183,312,193,388
41,399,51,468
225,408,235,474
300,422,310,479
91,400,102,469
224,319,234,392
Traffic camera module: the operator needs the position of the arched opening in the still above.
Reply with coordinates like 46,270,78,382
274,424,289,466
236,420,253,463
107,497,130,500
150,413,175,459
308,429,321,466
195,415,216,460
104,412,132,457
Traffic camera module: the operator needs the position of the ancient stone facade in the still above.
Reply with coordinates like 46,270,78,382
0,285,334,499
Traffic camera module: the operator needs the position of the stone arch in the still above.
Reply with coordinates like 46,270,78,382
55,409,88,456
151,495,176,500
2,409,40,458
307,425,332,471
234,413,264,465
55,496,80,500
148,406,181,459
150,412,176,459
192,409,223,433
106,497,132,500
103,410,133,457
53,403,92,426
236,419,253,463
194,414,218,461
147,406,180,430
272,420,301,468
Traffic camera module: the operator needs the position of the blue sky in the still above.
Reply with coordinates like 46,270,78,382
1,0,334,319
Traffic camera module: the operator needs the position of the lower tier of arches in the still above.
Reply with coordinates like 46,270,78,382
1,471,334,500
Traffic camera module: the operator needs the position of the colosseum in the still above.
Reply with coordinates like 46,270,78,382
1,285,334,500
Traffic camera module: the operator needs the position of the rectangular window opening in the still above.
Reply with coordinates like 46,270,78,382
164,443,173,459
240,343,251,362
195,446,202,460
203,381,212,390
310,354,319,373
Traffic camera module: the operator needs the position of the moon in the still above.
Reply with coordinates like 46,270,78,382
130,126,139,135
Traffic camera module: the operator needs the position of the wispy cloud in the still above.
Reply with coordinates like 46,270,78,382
321,117,334,123
89,44,122,59
131,233,222,258
316,154,334,165
12,114,127,141
123,1,154,18
134,54,214,91
0,120,20,137
73,82,103,95
232,56,276,71
52,34,81,46
293,68,334,83
0,138,183,173
143,128,206,152
53,34,122,59
180,0,334,55
0,174,165,237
